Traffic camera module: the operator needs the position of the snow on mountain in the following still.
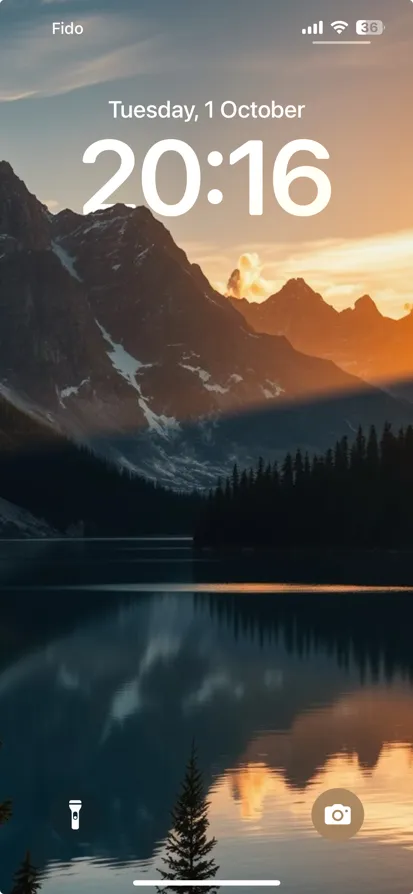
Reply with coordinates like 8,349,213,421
51,240,82,281
0,161,412,487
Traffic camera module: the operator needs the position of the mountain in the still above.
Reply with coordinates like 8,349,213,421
229,278,413,399
1,161,412,488
0,496,56,538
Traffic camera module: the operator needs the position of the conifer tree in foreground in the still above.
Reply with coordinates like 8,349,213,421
0,740,12,826
10,851,41,894
0,792,12,824
159,744,219,894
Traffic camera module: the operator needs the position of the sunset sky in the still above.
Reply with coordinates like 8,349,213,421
0,0,412,317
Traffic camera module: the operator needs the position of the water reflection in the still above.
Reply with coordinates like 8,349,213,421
1,543,413,894
213,743,413,841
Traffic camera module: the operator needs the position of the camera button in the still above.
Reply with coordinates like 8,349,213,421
312,788,364,841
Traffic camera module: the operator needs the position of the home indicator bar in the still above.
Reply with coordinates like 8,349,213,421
133,883,281,888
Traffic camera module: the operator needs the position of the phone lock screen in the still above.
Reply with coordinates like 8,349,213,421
0,1,413,893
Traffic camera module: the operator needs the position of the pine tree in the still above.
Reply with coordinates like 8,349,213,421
271,461,279,487
231,463,239,495
11,851,41,894
294,449,304,486
282,453,294,489
0,740,12,826
159,744,219,894
239,469,248,495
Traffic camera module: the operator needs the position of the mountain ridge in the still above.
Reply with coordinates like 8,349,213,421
1,161,412,487
229,277,413,395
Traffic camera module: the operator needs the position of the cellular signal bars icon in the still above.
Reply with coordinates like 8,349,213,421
302,21,324,35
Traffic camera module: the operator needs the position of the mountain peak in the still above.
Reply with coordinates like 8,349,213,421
278,277,315,296
0,158,50,250
285,277,311,289
353,295,382,318
0,160,16,177
267,278,335,316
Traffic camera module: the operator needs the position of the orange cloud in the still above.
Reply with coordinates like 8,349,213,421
226,253,276,301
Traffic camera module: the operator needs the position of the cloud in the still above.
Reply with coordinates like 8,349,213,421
0,13,167,101
0,91,37,102
226,253,274,300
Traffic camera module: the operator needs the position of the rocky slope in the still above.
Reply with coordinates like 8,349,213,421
0,497,56,537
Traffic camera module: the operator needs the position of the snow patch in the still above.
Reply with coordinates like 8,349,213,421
51,241,82,282
229,373,243,384
261,380,285,399
204,382,229,394
96,320,180,438
180,363,229,394
97,320,153,382
59,378,90,407
134,245,153,265
181,363,210,383
80,215,127,236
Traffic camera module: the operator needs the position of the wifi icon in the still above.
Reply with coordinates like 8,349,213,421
331,20,349,34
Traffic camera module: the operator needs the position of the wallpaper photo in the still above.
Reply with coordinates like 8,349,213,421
0,1,413,893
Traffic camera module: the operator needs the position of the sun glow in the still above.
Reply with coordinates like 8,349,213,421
198,229,413,318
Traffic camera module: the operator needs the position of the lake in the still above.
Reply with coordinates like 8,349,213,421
1,538,413,894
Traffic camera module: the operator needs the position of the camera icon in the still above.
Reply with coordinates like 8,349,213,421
324,804,352,825
312,789,363,840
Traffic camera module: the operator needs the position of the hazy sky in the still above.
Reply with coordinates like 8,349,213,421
0,0,412,316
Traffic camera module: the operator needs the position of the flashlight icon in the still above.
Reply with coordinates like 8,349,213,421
69,799,82,830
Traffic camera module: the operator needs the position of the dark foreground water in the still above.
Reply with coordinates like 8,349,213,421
1,538,413,894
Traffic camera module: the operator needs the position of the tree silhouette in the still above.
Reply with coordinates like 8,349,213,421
194,423,413,550
0,740,12,826
10,852,41,894
159,744,219,894
1,742,42,894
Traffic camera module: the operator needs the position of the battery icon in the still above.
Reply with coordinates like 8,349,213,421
356,20,385,35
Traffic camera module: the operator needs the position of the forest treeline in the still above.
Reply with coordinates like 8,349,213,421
194,424,413,549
